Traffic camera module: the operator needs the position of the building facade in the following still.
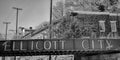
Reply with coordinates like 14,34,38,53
21,11,120,39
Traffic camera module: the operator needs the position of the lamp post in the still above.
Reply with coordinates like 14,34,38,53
3,22,11,40
12,7,22,39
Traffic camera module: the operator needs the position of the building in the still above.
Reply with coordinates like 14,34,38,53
21,11,120,39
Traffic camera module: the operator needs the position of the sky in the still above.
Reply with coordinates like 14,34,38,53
0,0,60,39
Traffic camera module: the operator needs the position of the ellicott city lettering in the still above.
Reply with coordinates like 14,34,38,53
3,40,113,51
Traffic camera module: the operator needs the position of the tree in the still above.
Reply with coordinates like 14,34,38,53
53,0,120,14
51,14,99,39
52,1,65,20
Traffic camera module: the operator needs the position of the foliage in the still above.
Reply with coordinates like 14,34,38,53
53,0,120,14
51,15,99,39
52,1,64,20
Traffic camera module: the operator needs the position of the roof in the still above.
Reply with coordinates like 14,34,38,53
22,18,63,38
73,11,120,16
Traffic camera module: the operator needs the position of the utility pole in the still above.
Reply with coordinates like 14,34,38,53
50,0,52,39
49,0,52,60
12,7,22,39
3,22,11,40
